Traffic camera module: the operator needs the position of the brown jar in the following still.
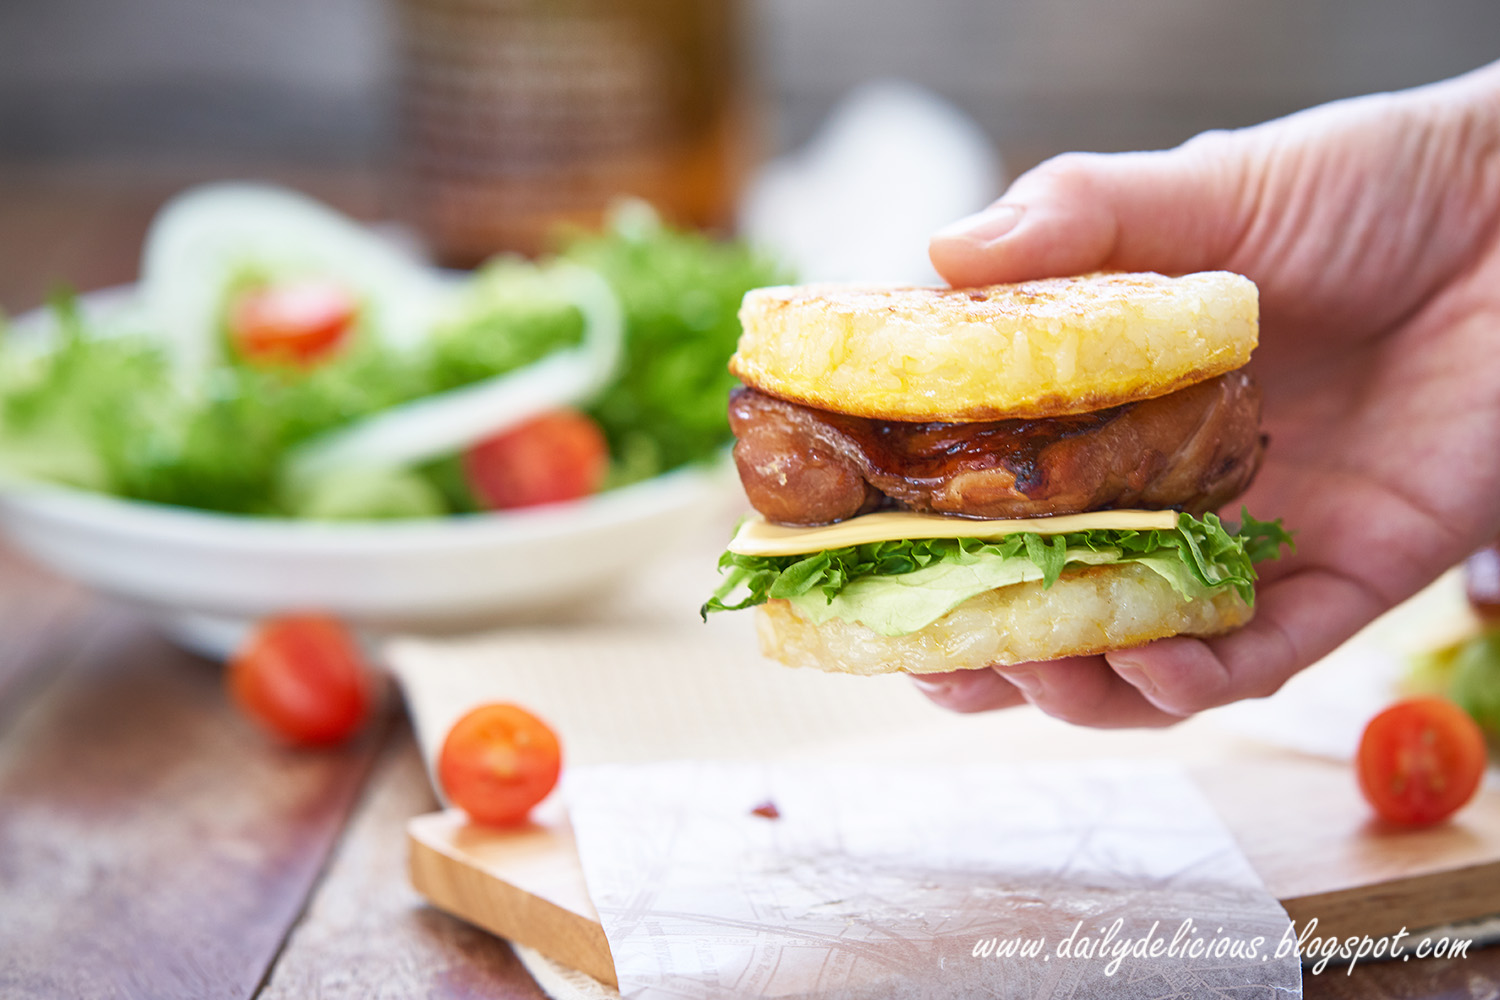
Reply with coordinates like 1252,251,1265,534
394,0,751,266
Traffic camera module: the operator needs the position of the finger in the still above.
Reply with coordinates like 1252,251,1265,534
993,655,1184,729
929,135,1256,288
910,669,1027,714
1106,567,1388,715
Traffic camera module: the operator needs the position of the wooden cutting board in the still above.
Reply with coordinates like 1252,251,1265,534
406,755,1500,990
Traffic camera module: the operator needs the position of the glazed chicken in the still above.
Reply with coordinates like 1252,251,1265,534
729,371,1265,525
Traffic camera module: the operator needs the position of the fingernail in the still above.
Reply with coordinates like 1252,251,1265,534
998,669,1041,696
933,203,1025,244
1112,658,1156,697
909,674,953,694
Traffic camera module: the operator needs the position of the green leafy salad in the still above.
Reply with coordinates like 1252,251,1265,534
1408,627,1500,737
567,206,791,488
0,194,786,519
704,509,1293,637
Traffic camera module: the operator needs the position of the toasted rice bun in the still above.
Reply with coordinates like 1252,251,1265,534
754,562,1252,676
731,272,1258,422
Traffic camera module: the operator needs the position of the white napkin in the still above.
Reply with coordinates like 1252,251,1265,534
568,760,1300,999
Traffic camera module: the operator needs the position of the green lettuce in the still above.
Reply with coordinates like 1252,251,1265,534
428,260,587,392
561,203,792,486
702,510,1293,637
1446,632,1500,735
0,280,565,514
0,211,787,518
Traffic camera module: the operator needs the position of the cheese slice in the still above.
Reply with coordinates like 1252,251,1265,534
728,509,1180,557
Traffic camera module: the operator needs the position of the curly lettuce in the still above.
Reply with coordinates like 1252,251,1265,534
702,510,1293,637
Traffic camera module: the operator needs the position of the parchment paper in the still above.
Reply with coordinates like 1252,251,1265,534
568,760,1301,1000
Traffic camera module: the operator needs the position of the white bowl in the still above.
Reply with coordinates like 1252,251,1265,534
0,468,733,659
0,288,738,659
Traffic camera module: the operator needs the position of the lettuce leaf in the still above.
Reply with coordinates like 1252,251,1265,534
428,259,587,393
702,509,1293,636
561,204,792,485
791,545,1128,635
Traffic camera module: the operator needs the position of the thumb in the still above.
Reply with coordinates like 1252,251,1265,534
929,136,1258,287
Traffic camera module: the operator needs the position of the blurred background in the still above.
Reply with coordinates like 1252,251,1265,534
3,0,1497,309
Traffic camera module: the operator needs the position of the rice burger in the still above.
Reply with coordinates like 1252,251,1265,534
702,272,1291,676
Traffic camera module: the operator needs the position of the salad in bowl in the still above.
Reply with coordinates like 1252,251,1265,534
0,185,785,656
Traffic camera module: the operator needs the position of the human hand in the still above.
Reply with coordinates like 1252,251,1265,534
917,62,1500,727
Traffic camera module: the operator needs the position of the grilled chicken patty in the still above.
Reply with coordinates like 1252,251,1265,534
729,370,1265,525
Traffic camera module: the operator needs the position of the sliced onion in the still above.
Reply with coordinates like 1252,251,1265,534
140,183,450,377
285,263,623,482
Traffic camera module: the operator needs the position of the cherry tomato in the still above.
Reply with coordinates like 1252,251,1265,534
463,410,608,511
438,703,562,827
1356,696,1487,826
228,615,374,747
229,279,357,365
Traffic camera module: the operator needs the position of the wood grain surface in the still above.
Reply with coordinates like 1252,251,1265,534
1196,757,1500,940
260,730,548,1000
1,166,1499,1000
409,808,616,989
0,600,382,999
0,550,89,712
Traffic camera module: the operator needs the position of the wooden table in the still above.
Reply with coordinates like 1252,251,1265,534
1,163,1497,1000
